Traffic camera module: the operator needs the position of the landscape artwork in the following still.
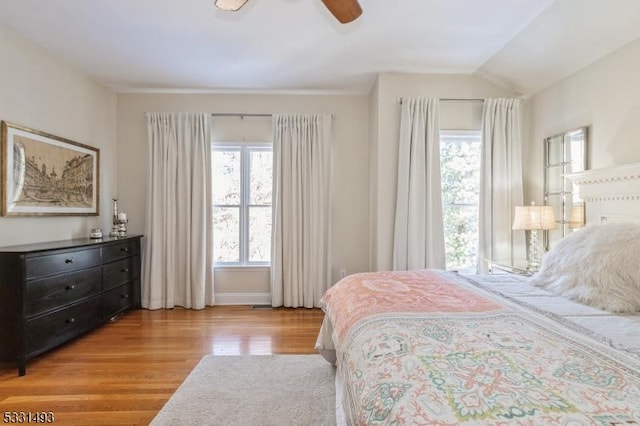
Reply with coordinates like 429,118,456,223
1,121,99,216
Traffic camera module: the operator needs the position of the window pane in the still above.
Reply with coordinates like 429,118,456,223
249,150,272,205
248,206,271,263
212,150,241,204
440,133,481,271
213,206,240,263
442,205,478,271
546,135,563,165
546,165,564,193
440,138,481,205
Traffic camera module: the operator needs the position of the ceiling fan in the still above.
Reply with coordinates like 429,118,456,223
214,0,362,24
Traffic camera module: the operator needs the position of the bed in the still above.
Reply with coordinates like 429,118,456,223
316,162,640,425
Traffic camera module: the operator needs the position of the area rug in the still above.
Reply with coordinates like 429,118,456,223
151,355,336,426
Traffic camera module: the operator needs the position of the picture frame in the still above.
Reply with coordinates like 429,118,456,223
1,121,99,216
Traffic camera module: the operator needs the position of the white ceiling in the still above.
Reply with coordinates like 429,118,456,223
0,0,639,96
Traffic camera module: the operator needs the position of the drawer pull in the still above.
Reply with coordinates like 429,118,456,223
66,317,76,324
66,285,76,290
121,268,129,273
65,259,74,264
120,247,129,252
121,294,129,299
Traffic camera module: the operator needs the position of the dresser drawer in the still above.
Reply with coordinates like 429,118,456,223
26,248,101,279
102,256,138,291
103,282,134,319
102,240,139,264
24,296,102,356
25,266,102,317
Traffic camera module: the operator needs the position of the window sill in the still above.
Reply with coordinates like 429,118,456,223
214,265,271,272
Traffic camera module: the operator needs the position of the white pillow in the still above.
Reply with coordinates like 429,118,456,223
529,222,640,312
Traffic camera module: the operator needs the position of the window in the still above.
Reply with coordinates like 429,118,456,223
212,144,273,266
440,130,482,272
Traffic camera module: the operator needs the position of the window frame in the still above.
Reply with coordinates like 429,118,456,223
212,141,273,267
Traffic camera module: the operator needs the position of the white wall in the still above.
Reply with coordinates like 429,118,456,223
525,37,640,206
0,24,117,247
370,73,517,271
116,93,369,302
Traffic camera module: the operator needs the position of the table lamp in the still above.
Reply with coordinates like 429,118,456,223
512,202,557,270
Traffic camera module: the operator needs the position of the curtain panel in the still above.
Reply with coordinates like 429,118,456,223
478,98,526,273
142,112,214,309
271,114,332,308
392,97,445,271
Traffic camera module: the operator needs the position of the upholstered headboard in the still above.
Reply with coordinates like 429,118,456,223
567,162,640,224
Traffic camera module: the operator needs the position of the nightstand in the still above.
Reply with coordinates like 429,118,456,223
486,258,537,276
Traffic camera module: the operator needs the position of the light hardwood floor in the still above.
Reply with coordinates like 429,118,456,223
0,306,325,425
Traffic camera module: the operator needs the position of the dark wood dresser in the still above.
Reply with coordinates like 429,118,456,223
0,235,142,376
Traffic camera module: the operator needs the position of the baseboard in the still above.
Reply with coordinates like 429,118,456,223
215,292,271,305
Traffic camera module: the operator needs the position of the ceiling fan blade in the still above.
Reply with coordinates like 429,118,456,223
214,0,249,12
321,0,362,24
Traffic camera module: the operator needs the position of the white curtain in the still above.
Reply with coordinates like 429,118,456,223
142,112,214,309
478,98,526,273
271,114,331,308
392,97,445,271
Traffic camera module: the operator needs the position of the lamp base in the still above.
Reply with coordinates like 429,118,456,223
527,229,541,270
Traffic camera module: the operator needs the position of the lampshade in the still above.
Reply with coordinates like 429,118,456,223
569,204,585,229
214,0,248,11
512,202,557,231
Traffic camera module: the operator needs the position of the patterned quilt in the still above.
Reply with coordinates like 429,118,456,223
319,270,640,425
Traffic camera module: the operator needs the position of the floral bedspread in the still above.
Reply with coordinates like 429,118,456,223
319,270,640,425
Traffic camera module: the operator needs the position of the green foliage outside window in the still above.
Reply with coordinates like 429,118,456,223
440,133,481,271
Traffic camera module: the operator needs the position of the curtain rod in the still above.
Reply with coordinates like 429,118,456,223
211,113,273,118
397,98,484,104
441,98,485,103
210,112,336,118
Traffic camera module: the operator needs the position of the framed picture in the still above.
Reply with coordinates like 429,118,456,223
1,121,99,216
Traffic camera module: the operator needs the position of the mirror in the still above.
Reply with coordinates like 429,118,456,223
543,127,588,250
